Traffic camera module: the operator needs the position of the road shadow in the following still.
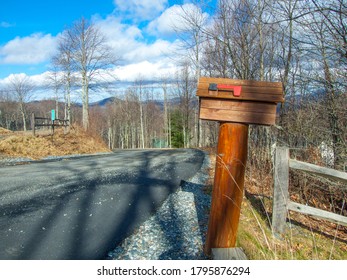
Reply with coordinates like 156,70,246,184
0,149,205,260
104,151,211,260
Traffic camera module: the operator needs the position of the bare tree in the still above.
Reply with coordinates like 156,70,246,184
0,89,16,130
6,74,34,131
172,2,210,80
131,77,146,149
174,61,197,148
160,75,172,148
311,0,347,68
299,2,347,170
52,34,76,125
46,66,63,119
59,17,117,130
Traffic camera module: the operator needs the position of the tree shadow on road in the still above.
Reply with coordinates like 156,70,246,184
0,149,205,260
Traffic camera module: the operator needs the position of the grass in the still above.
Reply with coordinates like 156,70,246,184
206,152,347,260
237,197,347,260
0,125,110,160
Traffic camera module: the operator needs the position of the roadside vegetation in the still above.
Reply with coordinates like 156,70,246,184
204,152,347,260
0,126,109,160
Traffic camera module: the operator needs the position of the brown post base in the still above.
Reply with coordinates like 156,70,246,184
205,122,249,255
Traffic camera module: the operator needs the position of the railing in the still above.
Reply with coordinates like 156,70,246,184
31,113,69,136
272,147,347,236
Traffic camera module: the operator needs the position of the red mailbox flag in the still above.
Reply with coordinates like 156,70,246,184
216,84,242,97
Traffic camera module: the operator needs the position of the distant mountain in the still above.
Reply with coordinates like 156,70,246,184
29,96,197,110
89,96,184,110
90,97,117,107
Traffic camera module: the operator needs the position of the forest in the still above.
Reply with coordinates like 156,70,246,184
0,0,346,172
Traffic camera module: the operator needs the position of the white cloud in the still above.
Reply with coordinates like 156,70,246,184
123,39,179,63
113,0,168,21
94,15,180,64
1,73,28,84
0,6,186,100
147,4,209,36
0,72,50,88
113,59,177,82
0,33,57,65
0,16,180,86
94,15,142,58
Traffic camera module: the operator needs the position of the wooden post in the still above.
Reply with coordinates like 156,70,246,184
31,113,35,136
272,147,290,236
196,77,284,255
205,122,249,254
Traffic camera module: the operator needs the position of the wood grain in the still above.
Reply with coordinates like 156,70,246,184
288,201,347,227
272,147,290,236
197,77,284,103
289,159,347,184
199,99,277,125
205,123,249,255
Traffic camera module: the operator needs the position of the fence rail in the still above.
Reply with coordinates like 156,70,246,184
31,113,69,136
272,147,347,236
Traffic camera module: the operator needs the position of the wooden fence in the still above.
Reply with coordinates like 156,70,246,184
31,113,69,136
272,147,347,236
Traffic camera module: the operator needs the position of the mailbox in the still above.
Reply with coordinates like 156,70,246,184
198,77,285,255
197,77,284,125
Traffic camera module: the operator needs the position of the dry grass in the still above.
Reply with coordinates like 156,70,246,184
0,127,12,134
0,125,110,160
205,152,347,260
237,197,347,260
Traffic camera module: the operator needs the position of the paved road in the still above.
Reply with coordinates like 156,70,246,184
0,149,205,260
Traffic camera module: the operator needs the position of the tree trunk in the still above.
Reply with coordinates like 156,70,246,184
82,73,89,131
19,103,26,131
66,70,72,126
163,86,169,147
139,92,145,149
322,47,344,170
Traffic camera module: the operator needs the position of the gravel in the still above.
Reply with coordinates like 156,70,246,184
0,152,112,167
0,150,213,260
106,153,212,260
0,156,33,166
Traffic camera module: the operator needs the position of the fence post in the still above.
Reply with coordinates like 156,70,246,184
31,113,35,136
272,147,290,236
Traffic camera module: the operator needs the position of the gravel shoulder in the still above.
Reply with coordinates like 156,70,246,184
106,152,212,260
0,152,112,167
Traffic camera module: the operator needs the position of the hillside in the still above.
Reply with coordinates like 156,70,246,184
0,126,110,160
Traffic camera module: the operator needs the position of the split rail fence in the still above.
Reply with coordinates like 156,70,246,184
272,147,347,235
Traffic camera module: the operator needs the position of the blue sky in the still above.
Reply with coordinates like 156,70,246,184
0,0,213,100
0,0,115,78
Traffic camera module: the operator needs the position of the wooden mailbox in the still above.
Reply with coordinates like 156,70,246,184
197,77,284,257
197,77,284,125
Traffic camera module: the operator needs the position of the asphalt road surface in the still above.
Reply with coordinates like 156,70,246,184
0,149,205,260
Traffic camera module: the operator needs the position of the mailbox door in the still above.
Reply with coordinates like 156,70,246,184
199,98,277,125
